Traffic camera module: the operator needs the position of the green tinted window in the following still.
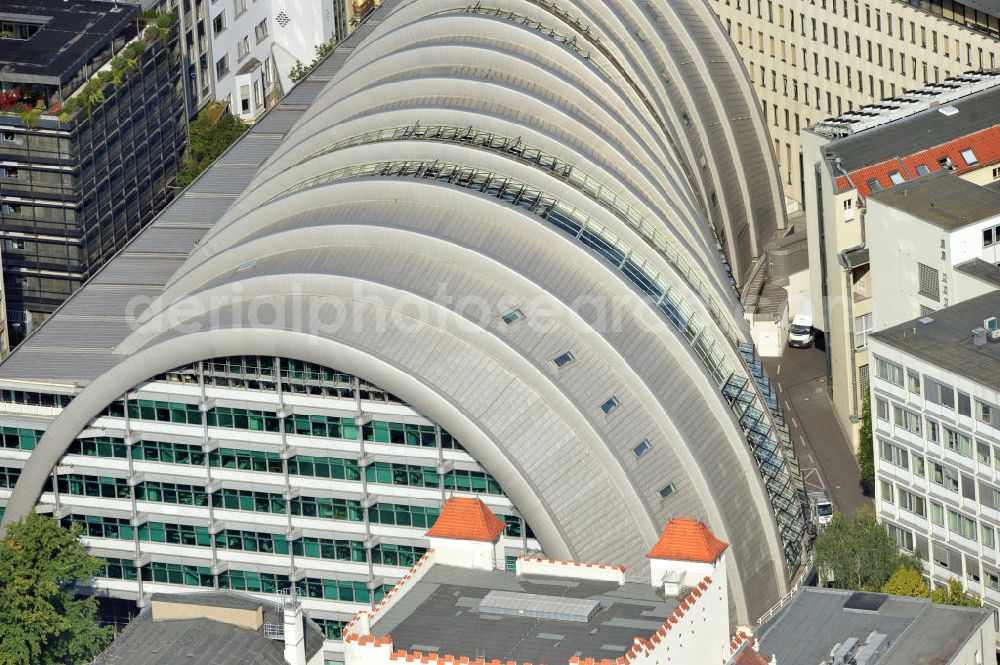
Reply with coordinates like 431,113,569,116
208,447,283,472
287,455,360,480
57,474,130,499
290,496,363,521
67,437,127,458
0,426,43,450
133,440,205,465
135,481,208,506
61,514,134,540
367,503,439,529
141,561,213,587
292,536,365,562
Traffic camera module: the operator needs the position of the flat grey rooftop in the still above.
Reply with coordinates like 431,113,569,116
371,566,680,664
868,172,1000,229
955,258,1000,289
98,591,325,665
0,0,137,84
757,587,990,665
960,1,1000,16
819,85,1000,171
871,290,1000,391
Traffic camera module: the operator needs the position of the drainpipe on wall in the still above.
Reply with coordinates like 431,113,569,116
834,157,866,424
838,248,863,424
815,164,834,398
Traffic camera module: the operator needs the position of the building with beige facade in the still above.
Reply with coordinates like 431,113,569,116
708,0,1000,208
802,77,1000,447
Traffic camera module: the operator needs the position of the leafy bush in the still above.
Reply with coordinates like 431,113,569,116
857,394,874,493
931,578,982,606
176,106,248,187
881,564,927,597
156,12,177,30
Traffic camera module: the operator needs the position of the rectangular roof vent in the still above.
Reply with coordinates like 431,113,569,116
478,591,601,623
939,105,959,116
919,316,935,324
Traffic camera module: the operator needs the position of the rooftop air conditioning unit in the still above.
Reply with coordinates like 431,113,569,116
973,327,988,347
829,637,859,665
983,318,1000,341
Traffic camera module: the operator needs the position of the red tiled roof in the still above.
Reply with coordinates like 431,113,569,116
425,497,505,542
646,518,728,563
733,646,771,665
729,634,771,665
837,124,1000,198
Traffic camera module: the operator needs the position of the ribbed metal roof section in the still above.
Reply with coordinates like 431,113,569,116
0,0,803,626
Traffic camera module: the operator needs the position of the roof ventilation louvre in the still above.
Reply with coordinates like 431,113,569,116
855,632,889,665
829,636,859,665
478,591,601,623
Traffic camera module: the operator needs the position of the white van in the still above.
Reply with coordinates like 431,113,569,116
809,490,833,528
788,313,814,348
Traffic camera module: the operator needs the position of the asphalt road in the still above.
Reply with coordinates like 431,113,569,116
763,346,872,517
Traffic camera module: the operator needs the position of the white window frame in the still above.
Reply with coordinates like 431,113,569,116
854,312,872,349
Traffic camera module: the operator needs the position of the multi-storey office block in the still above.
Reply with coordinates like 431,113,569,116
708,0,1000,207
0,357,537,637
872,290,1000,638
0,0,186,342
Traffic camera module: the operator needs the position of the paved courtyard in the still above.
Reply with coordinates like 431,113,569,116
763,347,871,518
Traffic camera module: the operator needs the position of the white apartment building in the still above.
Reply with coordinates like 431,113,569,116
802,78,1000,447
708,0,1000,207
149,0,357,120
867,173,1000,330
206,0,349,122
871,290,1000,643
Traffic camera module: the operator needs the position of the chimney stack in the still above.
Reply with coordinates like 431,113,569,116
283,600,307,665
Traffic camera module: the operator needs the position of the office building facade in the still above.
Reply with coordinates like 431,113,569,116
708,0,1000,207
0,0,186,342
872,290,1000,641
0,0,805,632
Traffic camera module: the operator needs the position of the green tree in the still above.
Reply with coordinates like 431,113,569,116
176,105,248,187
0,512,112,664
857,394,875,492
880,564,927,597
931,578,982,607
290,39,337,83
815,507,917,591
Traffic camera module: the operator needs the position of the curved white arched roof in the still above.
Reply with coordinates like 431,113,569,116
1,0,801,623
